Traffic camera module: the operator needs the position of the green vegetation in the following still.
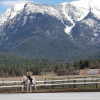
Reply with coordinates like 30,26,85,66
0,52,100,77
73,59,100,69
0,52,57,77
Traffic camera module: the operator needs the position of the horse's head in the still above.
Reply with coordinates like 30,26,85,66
21,76,28,84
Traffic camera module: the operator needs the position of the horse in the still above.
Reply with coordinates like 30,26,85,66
21,76,36,93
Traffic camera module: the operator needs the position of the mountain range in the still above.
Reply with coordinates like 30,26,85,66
0,0,100,62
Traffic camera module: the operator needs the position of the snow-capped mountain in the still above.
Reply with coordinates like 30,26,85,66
0,0,100,61
0,3,25,26
1,0,100,34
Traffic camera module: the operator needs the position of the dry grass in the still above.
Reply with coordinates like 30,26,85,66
0,74,100,81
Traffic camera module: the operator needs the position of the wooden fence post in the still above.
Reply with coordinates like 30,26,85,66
84,77,86,87
96,77,97,88
44,79,47,90
73,80,76,88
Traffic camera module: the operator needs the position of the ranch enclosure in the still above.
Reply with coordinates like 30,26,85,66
0,75,100,93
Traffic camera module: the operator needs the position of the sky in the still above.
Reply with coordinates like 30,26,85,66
0,0,75,15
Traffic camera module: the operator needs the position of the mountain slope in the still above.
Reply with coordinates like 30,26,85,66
1,11,82,61
0,3,26,26
71,10,100,46
0,0,100,61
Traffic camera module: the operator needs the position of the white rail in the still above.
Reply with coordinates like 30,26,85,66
0,85,23,88
36,78,100,83
0,77,100,84
0,81,21,84
36,82,100,87
0,81,100,88
0,77,100,88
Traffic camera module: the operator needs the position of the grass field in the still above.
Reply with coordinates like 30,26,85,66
0,75,100,81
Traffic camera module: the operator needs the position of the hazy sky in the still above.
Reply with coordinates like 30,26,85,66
0,0,75,15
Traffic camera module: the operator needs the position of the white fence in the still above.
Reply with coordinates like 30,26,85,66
36,77,100,82
0,77,100,88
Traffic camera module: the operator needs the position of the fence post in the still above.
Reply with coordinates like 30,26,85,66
44,79,47,90
68,77,70,89
52,79,54,89
63,80,64,89
96,77,97,88
73,80,76,88
14,81,17,93
84,77,86,87
3,80,4,93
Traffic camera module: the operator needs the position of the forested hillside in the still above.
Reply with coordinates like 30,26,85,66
0,52,57,77
0,52,100,77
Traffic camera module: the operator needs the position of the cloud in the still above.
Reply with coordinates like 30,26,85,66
0,0,32,7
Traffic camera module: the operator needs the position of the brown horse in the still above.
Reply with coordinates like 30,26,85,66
21,76,36,93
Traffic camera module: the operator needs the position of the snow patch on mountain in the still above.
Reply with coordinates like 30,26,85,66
0,3,25,26
24,3,62,20
94,33,98,37
62,2,75,35
22,16,28,26
71,2,89,21
71,0,89,9
91,8,100,19
88,0,100,19
62,2,74,25
83,18,96,27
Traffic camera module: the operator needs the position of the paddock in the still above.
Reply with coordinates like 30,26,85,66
0,76,100,93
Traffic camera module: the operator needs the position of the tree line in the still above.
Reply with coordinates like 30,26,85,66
0,52,57,77
0,52,100,77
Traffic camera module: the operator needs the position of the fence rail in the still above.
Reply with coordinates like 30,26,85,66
0,77,100,88
0,81,21,84
36,77,100,83
0,81,100,88
36,82,100,86
0,85,23,88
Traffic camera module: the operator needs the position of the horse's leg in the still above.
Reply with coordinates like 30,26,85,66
32,79,36,92
30,85,32,93
22,85,24,93
29,82,33,93
34,84,36,92
27,84,29,93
